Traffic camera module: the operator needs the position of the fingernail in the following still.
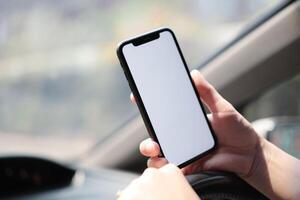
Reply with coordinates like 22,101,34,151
146,142,154,153
191,69,203,81
191,69,199,75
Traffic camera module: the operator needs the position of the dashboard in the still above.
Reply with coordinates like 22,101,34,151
0,156,268,200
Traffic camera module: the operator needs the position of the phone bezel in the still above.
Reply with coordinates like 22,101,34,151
116,28,217,168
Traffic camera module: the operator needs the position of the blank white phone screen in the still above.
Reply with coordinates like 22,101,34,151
122,30,215,166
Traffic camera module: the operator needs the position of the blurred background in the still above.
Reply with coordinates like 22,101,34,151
0,0,286,161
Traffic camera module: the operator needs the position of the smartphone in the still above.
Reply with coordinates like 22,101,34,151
117,28,217,168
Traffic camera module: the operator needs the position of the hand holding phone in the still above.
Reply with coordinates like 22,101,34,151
117,28,217,168
138,71,263,178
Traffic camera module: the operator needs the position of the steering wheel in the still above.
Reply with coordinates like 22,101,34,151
187,171,269,200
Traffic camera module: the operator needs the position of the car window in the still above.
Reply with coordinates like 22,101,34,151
243,73,300,158
243,73,300,121
0,0,284,160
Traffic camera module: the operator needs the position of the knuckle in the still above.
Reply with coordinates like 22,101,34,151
205,84,215,96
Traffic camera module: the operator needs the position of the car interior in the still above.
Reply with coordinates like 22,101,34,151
0,0,299,200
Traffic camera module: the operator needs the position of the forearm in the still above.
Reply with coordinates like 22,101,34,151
243,137,300,200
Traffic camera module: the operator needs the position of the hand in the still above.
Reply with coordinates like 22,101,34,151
118,164,200,200
130,69,300,200
131,69,260,177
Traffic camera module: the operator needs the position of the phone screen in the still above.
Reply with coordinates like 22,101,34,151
121,29,215,166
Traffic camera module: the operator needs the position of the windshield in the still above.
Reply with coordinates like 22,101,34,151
0,0,284,161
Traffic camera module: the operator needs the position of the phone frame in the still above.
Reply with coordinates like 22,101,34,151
117,28,217,168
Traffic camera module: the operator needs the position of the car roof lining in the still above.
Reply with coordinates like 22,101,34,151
202,0,300,105
198,0,296,69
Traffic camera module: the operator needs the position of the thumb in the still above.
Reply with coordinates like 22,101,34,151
191,70,234,113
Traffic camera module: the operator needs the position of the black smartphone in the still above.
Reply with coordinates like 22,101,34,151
117,28,217,168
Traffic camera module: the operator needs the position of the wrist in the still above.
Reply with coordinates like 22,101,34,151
241,137,276,198
242,136,300,200
243,136,269,180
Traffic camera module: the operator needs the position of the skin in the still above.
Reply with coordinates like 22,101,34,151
120,70,300,200
118,164,200,200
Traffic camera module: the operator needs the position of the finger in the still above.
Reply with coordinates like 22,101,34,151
181,164,201,175
147,157,168,168
130,93,136,104
181,152,213,175
202,151,251,176
191,70,234,113
139,138,160,157
143,167,158,176
129,177,139,186
160,163,182,174
118,179,139,200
